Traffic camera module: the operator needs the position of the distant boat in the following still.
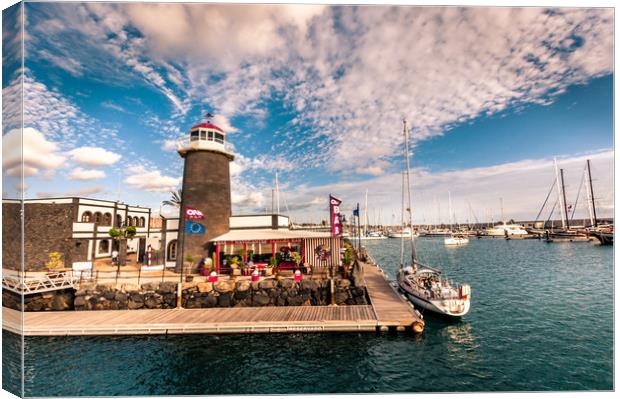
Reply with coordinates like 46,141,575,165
360,231,388,240
444,191,469,246
590,229,613,245
388,228,413,238
445,234,469,246
481,222,529,237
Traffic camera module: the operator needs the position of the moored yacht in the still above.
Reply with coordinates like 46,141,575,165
481,222,529,237
444,234,469,246
394,119,471,318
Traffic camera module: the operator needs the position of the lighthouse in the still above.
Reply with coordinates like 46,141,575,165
176,119,234,272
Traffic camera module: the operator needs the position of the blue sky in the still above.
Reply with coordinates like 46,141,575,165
2,3,614,224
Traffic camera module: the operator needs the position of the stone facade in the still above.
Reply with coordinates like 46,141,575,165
177,150,232,272
2,202,22,270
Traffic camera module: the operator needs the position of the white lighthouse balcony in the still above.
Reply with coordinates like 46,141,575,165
177,122,234,159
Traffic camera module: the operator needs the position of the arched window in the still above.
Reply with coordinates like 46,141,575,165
98,240,110,254
167,240,178,261
103,213,112,226
81,211,92,222
133,216,139,227
116,215,123,227
139,217,146,227
94,212,102,224
127,217,133,227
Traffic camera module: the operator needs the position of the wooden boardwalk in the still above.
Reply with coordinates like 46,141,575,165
362,261,424,330
3,261,423,336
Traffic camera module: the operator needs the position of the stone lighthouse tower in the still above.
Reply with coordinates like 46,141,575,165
176,119,234,272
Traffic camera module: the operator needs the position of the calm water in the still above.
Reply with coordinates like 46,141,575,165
3,238,614,396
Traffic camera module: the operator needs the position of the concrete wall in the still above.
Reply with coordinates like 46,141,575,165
177,150,232,271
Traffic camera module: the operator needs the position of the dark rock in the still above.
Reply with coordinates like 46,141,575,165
301,279,318,291
287,296,303,306
158,281,178,294
74,296,86,307
185,298,201,309
51,293,72,311
334,291,349,305
218,293,231,307
253,292,270,306
351,287,365,298
115,292,128,302
104,291,116,300
144,294,161,309
141,282,158,292
258,280,276,290
234,289,250,300
127,299,144,310
335,279,351,289
202,294,218,308
276,296,286,306
279,279,294,289
130,293,144,303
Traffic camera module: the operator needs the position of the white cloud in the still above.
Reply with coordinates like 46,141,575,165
210,114,238,133
124,165,181,192
160,139,180,152
69,167,106,181
280,149,614,224
36,185,103,198
38,49,84,77
2,127,66,176
67,146,121,166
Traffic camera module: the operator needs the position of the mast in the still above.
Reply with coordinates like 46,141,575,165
448,191,453,231
275,171,280,214
500,197,504,222
399,171,405,269
554,158,567,229
363,188,368,236
586,159,598,227
403,119,416,264
560,168,570,229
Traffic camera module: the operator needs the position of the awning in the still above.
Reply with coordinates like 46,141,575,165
211,229,333,244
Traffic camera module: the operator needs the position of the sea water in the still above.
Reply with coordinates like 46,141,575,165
2,238,613,395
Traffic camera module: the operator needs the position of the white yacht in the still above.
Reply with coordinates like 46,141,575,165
398,265,471,317
482,222,529,237
395,119,471,318
360,231,388,240
388,228,413,238
444,234,469,246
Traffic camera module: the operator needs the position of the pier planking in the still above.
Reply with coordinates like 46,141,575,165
2,262,423,336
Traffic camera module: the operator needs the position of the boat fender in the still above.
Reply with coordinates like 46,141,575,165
412,321,424,334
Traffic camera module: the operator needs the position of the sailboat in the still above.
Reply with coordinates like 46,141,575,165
544,159,591,243
444,191,469,246
396,120,471,317
360,189,388,240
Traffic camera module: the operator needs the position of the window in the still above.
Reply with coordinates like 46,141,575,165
81,211,92,222
214,133,224,144
94,212,102,224
98,240,110,253
208,131,214,140
103,213,112,226
116,215,123,227
167,240,178,261
139,217,146,227
200,130,206,140
127,217,133,227
190,130,199,141
133,217,139,226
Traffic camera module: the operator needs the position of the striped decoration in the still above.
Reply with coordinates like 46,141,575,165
302,237,341,268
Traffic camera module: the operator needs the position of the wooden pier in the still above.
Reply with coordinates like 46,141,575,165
2,262,423,336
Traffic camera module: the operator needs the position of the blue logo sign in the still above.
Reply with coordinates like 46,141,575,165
185,221,206,235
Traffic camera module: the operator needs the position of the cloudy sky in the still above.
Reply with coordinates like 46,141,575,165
1,2,614,225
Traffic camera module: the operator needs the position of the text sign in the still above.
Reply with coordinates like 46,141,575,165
329,195,343,237
185,206,204,220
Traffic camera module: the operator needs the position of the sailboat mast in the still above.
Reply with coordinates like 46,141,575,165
403,120,416,263
448,191,453,231
399,171,405,268
560,168,570,229
554,158,567,229
364,188,368,236
275,171,280,215
586,159,598,227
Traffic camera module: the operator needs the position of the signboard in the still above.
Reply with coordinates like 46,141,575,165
329,195,343,237
185,221,206,235
185,206,204,220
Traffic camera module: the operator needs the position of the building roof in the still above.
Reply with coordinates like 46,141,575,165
211,229,334,243
191,122,224,132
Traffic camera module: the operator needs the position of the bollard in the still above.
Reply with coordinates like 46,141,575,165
176,282,183,308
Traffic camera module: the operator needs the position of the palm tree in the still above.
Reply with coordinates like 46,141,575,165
162,189,182,208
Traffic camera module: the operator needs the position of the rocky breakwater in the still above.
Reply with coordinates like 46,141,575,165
182,278,368,308
73,281,178,311
2,289,74,311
